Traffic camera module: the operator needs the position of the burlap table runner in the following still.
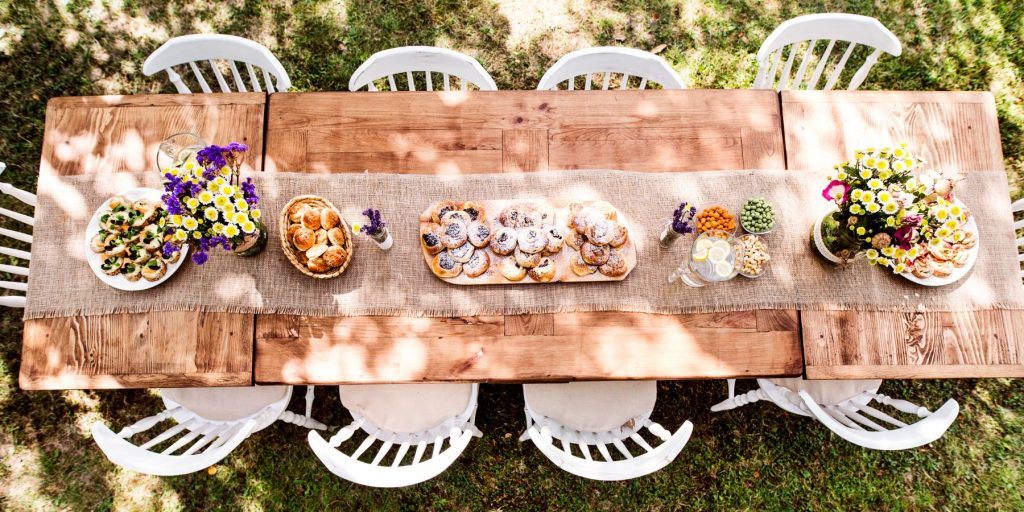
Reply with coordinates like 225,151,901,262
24,169,1024,320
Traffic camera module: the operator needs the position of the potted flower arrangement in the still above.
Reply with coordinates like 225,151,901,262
814,144,973,279
160,142,267,264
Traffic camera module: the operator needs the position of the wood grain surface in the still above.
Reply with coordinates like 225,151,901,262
257,90,800,384
20,93,264,390
783,90,1024,379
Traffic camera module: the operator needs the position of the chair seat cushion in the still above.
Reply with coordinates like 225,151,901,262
160,386,289,422
523,381,657,433
766,378,882,405
339,383,473,434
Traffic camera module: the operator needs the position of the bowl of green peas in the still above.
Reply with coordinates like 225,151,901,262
740,197,776,235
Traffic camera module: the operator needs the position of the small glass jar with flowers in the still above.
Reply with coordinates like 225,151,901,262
159,142,267,265
660,201,697,248
352,208,392,250
813,144,929,263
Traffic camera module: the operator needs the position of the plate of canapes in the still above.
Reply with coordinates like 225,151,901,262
280,195,353,278
419,199,637,285
900,203,979,287
84,188,186,291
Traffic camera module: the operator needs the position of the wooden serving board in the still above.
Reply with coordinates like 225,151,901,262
419,199,638,285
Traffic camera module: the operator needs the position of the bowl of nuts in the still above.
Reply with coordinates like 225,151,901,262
737,233,770,278
695,205,737,235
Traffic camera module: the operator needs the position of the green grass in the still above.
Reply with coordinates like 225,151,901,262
1,1,1023,510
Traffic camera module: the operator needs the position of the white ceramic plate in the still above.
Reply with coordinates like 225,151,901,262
84,188,188,291
899,208,979,287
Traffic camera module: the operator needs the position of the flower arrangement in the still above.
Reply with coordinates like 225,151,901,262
160,142,267,264
817,144,973,276
660,201,697,247
352,208,392,250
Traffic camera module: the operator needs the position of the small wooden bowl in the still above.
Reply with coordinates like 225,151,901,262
279,195,353,279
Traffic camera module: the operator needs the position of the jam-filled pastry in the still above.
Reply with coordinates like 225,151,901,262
320,208,341,230
598,249,628,277
431,251,463,278
498,205,524,228
328,227,347,246
500,256,526,281
514,247,542,268
307,256,331,273
586,219,615,246
431,201,462,224
460,202,487,222
528,257,556,282
580,241,610,265
517,226,547,254
609,222,629,247
449,243,475,263
302,207,323,230
440,220,469,249
489,227,518,255
140,258,167,282
565,230,586,250
544,226,565,254
569,252,597,276
441,209,473,225
467,221,493,248
293,227,316,252
464,250,490,278
323,246,349,268
420,224,443,255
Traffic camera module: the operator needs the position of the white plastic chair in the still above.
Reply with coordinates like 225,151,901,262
308,383,482,488
0,162,34,308
143,34,291,93
753,14,902,91
1012,198,1024,279
348,46,497,92
92,386,325,476
537,47,686,91
711,378,959,451
519,381,692,481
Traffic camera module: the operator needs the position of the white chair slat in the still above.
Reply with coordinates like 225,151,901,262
807,39,836,89
406,71,415,91
208,60,231,92
371,438,394,466
0,296,26,308
387,74,398,91
245,62,262,92
0,246,31,260
391,442,411,467
611,439,634,459
0,206,34,226
840,406,888,431
0,183,38,207
848,47,883,90
228,61,247,91
139,418,196,450
425,71,433,91
856,403,909,428
165,67,191,93
188,61,213,93
263,69,276,93
443,73,451,90
628,432,654,453
411,439,428,464
791,40,817,89
0,263,30,276
777,44,798,91
182,424,227,455
0,280,28,291
823,43,857,91
352,432,378,460
601,72,611,90
824,406,866,430
584,74,593,90
161,424,208,455
619,74,631,90
1012,197,1024,212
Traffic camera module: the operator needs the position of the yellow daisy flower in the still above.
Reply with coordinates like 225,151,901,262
223,224,240,238
866,248,879,260
234,199,249,211
882,202,899,215
212,222,225,234
877,191,892,203
241,220,256,233
170,214,183,226
250,209,261,220
856,227,866,235
204,207,219,221
182,217,199,230
198,191,214,204
174,229,188,241
221,185,237,197
859,169,872,180
861,191,876,204
232,211,248,224
185,197,200,211
213,177,227,186
882,246,895,257
214,195,231,209
868,178,883,189
852,189,864,201
866,202,881,214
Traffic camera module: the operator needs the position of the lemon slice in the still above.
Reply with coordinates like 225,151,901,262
714,261,734,278
708,246,729,264
694,238,714,254
692,248,709,262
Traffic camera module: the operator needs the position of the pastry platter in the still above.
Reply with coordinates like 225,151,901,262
419,199,637,285
899,208,979,287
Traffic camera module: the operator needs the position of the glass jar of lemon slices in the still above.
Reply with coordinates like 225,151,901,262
667,229,744,287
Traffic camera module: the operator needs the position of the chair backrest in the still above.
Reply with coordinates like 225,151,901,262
92,386,317,475
0,161,34,308
1012,198,1024,279
753,14,901,91
143,34,291,94
308,383,480,487
348,46,497,92
537,47,686,91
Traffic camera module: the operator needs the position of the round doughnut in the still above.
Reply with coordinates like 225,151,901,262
420,223,444,255
440,220,468,249
544,226,565,254
464,250,490,278
431,251,463,278
517,227,547,254
449,243,475,263
468,221,493,248
431,201,461,224
489,227,518,255
528,257,556,282
500,257,526,281
514,247,542,268
460,202,487,223
570,252,597,276
598,249,628,277
580,241,610,266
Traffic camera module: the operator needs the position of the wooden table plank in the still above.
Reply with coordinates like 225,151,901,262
782,90,1024,379
20,93,264,390
258,90,800,384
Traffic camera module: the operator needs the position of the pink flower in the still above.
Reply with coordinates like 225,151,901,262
822,180,851,203
893,224,917,250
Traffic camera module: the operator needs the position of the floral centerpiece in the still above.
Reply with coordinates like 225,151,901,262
160,142,267,264
352,208,392,250
659,201,697,248
815,144,974,278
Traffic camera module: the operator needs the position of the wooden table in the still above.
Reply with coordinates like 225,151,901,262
19,93,265,390
256,90,803,384
783,90,1024,379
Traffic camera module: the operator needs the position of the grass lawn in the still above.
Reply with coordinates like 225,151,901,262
1,1,1023,510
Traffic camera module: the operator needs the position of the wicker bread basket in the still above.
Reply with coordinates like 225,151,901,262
279,195,353,279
